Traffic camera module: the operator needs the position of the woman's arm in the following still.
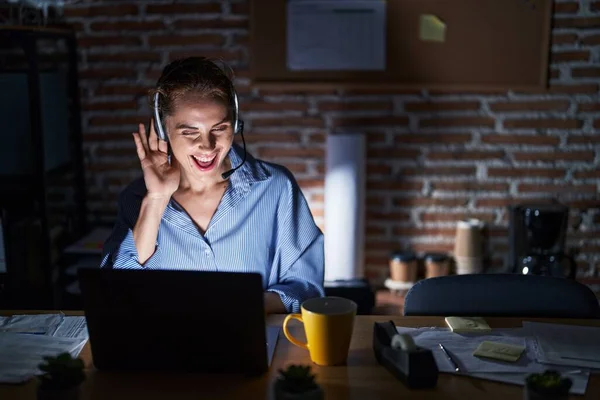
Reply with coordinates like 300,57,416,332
264,292,286,314
133,195,170,264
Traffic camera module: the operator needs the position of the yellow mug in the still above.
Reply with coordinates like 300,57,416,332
283,297,357,366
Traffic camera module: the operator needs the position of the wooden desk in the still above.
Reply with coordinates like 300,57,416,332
1,311,599,399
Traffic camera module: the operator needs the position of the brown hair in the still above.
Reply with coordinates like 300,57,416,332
148,57,236,120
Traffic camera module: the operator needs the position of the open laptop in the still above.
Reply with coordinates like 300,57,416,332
78,269,278,375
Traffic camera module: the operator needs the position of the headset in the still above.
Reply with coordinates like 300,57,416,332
152,75,246,180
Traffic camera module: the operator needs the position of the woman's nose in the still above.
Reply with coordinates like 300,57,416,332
195,133,216,150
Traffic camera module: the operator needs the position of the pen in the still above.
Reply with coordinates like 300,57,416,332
438,343,460,373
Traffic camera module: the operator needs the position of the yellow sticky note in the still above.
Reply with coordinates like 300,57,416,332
473,341,526,363
419,14,446,43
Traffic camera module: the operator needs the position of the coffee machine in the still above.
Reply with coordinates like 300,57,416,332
509,203,576,279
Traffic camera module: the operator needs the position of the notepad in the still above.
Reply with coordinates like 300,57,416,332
445,317,491,333
473,341,526,362
419,14,446,43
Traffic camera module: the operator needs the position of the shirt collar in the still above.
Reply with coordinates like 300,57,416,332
227,142,270,188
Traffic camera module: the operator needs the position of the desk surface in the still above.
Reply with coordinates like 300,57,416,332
1,311,599,400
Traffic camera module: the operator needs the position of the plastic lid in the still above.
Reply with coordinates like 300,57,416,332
390,251,416,261
424,252,448,262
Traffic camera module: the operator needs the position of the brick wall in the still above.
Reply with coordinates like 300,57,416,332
63,0,600,287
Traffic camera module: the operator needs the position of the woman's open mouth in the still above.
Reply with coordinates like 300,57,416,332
191,152,218,172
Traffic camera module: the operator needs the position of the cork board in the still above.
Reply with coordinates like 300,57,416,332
250,0,552,91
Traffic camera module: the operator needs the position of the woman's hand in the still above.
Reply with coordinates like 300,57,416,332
132,119,180,199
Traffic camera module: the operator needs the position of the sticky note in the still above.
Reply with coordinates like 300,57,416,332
445,317,491,333
473,341,526,362
419,14,446,43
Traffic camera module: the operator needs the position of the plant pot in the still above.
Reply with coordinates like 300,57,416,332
37,384,81,400
523,383,569,400
274,381,324,400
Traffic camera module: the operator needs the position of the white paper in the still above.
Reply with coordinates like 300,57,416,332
325,134,365,281
0,313,64,336
53,316,89,340
266,326,280,366
287,1,386,70
0,332,87,384
524,322,600,369
396,326,590,395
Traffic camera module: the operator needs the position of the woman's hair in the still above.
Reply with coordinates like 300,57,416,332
148,57,236,119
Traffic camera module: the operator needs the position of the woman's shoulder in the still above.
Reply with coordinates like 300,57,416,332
253,158,300,192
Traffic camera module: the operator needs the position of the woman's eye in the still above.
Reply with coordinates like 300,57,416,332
182,131,197,136
212,126,227,133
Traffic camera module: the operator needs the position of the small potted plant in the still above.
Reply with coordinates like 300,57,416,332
274,364,324,400
37,352,85,400
524,370,572,400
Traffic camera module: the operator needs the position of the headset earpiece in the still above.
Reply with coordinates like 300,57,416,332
153,92,168,142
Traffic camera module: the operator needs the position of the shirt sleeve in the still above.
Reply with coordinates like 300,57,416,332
100,186,163,270
266,174,325,313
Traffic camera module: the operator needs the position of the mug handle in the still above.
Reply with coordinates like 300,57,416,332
283,314,308,350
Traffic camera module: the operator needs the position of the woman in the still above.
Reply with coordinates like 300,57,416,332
100,57,324,314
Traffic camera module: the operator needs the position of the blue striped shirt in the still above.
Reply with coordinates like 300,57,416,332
100,143,325,312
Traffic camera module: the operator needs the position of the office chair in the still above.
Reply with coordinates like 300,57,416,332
403,274,600,318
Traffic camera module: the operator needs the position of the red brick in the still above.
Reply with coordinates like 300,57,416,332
297,179,324,189
567,135,600,144
578,103,600,112
410,242,455,254
553,17,600,29
365,132,388,143
340,87,422,95
489,100,570,112
398,166,476,177
487,167,566,179
480,134,560,146
331,116,409,128
595,119,600,129
432,181,509,192
367,147,420,160
251,117,323,128
394,133,472,145
258,86,337,96
80,68,137,80
572,67,600,78
311,193,324,203
84,132,137,143
512,151,595,162
146,3,221,14
503,118,582,129
552,33,578,45
231,2,249,14
367,211,411,222
393,227,455,237
233,34,248,46
367,164,393,175
366,181,423,191
419,117,495,128
420,212,496,224
547,84,599,94
592,1,600,11
257,147,325,159
243,101,307,112
581,34,600,45
429,88,507,95
427,150,504,161
550,50,590,63
87,52,162,63
244,133,301,144
77,36,141,47
573,170,600,179
318,101,393,112
283,162,308,175
393,197,470,207
474,198,525,208
95,85,150,96
550,68,561,79
173,19,248,29
63,5,138,17
367,196,386,208
95,146,136,157
148,34,224,47
90,21,164,31
169,49,244,63
567,199,600,209
404,101,480,112
554,1,580,13
518,183,597,194
82,100,138,112
89,116,145,127
88,160,139,172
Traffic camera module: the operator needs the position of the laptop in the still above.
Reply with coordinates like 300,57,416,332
78,268,277,375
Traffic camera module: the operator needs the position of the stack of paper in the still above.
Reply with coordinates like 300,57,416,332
524,322,600,370
0,314,89,384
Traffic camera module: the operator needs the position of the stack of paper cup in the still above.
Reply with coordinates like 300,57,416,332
454,218,485,274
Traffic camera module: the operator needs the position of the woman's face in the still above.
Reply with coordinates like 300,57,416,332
165,97,234,182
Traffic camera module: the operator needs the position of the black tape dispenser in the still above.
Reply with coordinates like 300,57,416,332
373,321,439,389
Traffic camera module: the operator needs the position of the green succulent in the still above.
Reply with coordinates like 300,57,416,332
526,370,572,395
38,352,85,391
276,364,320,394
